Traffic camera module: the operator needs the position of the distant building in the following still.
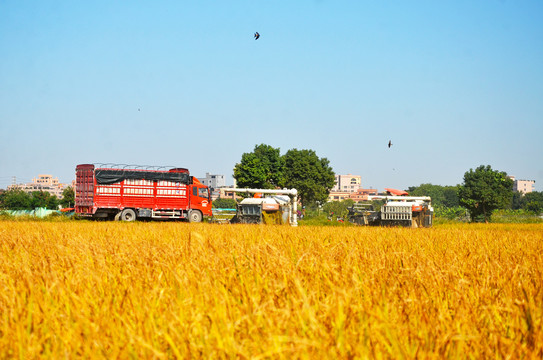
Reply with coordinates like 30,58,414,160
218,188,241,201
197,173,230,201
348,188,379,202
328,191,351,201
332,174,361,193
508,176,535,194
198,173,226,190
7,174,69,198
329,174,378,202
328,188,378,202
33,174,60,187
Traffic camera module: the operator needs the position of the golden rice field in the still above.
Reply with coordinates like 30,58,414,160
1,220,542,359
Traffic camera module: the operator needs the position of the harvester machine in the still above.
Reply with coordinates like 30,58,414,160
348,195,433,228
219,188,299,226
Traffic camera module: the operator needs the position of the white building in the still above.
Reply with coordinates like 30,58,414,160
8,174,69,198
508,176,536,194
198,173,226,190
332,174,362,193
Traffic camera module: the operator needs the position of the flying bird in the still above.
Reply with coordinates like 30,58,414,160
388,140,392,148
254,32,260,40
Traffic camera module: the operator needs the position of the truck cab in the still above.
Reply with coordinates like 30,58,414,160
188,178,212,222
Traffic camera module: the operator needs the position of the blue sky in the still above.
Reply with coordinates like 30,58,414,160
1,0,542,191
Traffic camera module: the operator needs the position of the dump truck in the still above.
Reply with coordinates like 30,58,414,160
75,164,212,222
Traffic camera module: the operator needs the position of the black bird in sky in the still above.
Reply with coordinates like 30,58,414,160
254,32,260,40
388,140,392,148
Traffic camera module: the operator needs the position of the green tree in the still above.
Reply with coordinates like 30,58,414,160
0,189,32,210
458,165,514,222
283,149,335,207
442,186,460,208
522,191,543,214
212,198,237,209
408,184,444,206
407,183,459,208
323,199,354,220
511,191,524,210
525,201,542,214
370,199,386,212
31,191,59,210
233,144,285,189
60,186,75,208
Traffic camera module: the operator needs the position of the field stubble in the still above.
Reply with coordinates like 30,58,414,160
0,221,542,358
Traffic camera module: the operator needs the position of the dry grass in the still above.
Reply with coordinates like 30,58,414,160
0,221,542,358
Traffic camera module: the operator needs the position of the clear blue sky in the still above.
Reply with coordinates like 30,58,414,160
1,0,542,191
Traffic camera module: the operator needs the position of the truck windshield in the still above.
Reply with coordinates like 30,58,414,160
198,188,209,199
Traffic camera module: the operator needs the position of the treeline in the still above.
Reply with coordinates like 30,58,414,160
408,185,543,214
0,187,74,210
406,184,460,208
511,191,543,213
407,183,543,222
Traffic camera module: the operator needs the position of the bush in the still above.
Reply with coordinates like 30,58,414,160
490,209,543,223
434,206,468,221
322,199,354,220
212,198,238,209
0,189,32,210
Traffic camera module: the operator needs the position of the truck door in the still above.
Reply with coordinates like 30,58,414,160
191,186,211,214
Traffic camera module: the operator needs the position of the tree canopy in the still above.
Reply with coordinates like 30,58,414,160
31,191,59,210
0,189,32,210
512,191,543,214
458,165,514,222
407,183,459,208
233,144,285,189
0,189,59,210
232,145,335,207
60,186,75,208
323,199,354,220
283,148,335,207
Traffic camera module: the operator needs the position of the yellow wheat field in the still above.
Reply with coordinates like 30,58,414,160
0,221,542,359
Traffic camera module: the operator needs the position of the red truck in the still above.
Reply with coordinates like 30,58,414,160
75,164,212,222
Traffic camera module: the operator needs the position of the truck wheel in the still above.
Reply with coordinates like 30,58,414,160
188,210,203,223
114,212,122,221
120,208,137,222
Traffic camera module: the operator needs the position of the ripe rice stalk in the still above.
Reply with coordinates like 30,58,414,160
0,221,541,358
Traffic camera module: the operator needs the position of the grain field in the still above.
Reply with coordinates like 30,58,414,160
0,221,542,358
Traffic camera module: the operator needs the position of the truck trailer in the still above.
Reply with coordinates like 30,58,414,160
75,164,212,222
